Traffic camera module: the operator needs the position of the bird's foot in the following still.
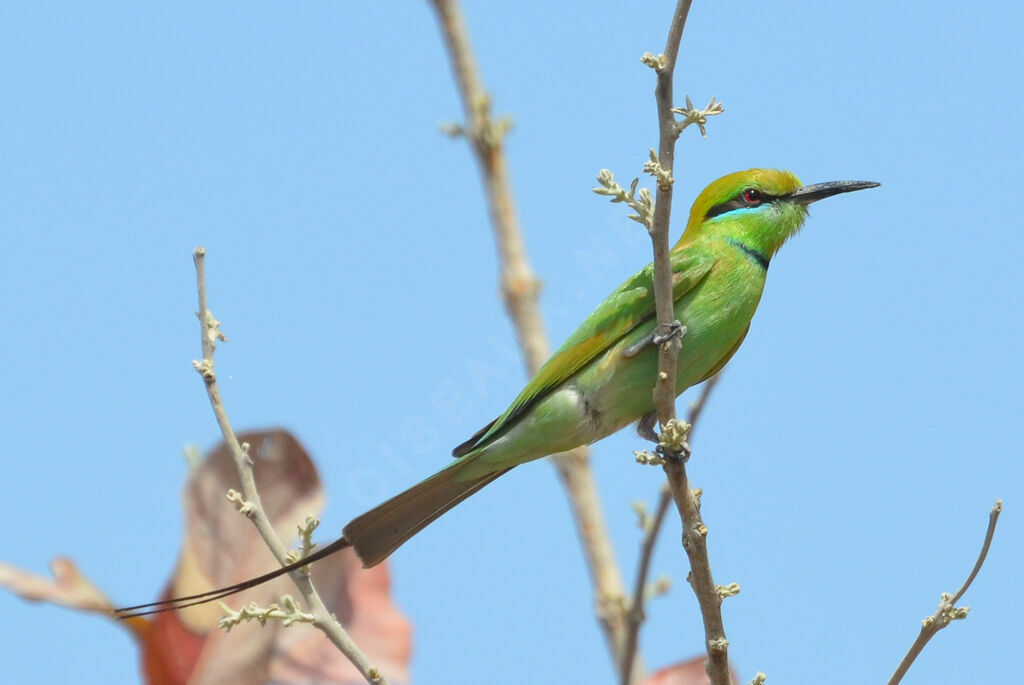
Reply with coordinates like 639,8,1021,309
656,441,691,463
636,412,660,443
656,418,692,463
623,320,687,358
653,320,686,346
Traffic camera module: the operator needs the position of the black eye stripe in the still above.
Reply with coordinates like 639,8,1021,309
704,197,748,219
704,188,777,220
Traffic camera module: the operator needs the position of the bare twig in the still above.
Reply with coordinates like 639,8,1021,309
620,374,720,685
887,500,1003,685
191,247,388,685
642,2,733,684
428,0,637,677
622,490,672,685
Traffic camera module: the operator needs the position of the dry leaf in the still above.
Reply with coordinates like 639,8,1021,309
0,429,412,685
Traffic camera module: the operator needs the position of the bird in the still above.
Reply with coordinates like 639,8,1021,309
115,168,879,618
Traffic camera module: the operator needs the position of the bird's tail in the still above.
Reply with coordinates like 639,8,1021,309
113,534,353,619
115,456,508,619
344,457,511,567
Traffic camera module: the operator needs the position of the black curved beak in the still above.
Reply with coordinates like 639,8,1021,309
788,180,880,205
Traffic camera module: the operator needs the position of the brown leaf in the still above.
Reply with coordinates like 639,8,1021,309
140,605,223,685
147,429,412,684
0,429,412,684
135,429,323,684
170,429,325,632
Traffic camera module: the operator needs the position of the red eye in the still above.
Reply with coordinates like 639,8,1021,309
742,188,762,204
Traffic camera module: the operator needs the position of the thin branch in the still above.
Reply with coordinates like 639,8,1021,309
191,247,389,685
887,500,1003,685
428,0,638,678
620,374,720,685
622,488,672,685
643,2,733,684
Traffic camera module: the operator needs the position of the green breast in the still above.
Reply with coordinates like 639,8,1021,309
580,247,766,430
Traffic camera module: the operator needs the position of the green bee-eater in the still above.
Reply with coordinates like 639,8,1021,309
117,168,878,616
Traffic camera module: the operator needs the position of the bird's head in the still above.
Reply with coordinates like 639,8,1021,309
676,168,879,258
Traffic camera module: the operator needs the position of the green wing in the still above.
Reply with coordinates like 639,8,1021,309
453,247,716,456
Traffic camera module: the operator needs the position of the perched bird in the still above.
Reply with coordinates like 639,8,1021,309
116,169,878,617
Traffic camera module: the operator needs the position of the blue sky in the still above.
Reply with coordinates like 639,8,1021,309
1,2,1020,683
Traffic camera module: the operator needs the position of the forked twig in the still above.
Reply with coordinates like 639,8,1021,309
887,500,1003,685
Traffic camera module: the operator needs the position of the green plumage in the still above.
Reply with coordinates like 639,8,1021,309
344,169,879,565
114,169,880,616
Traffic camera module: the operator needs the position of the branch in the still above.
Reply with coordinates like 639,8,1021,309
620,374,720,685
886,500,1003,685
191,247,389,685
428,0,637,678
643,2,733,684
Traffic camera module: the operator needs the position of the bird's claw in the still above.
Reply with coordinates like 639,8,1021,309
624,321,687,358
639,414,690,461
656,441,691,463
653,320,686,346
